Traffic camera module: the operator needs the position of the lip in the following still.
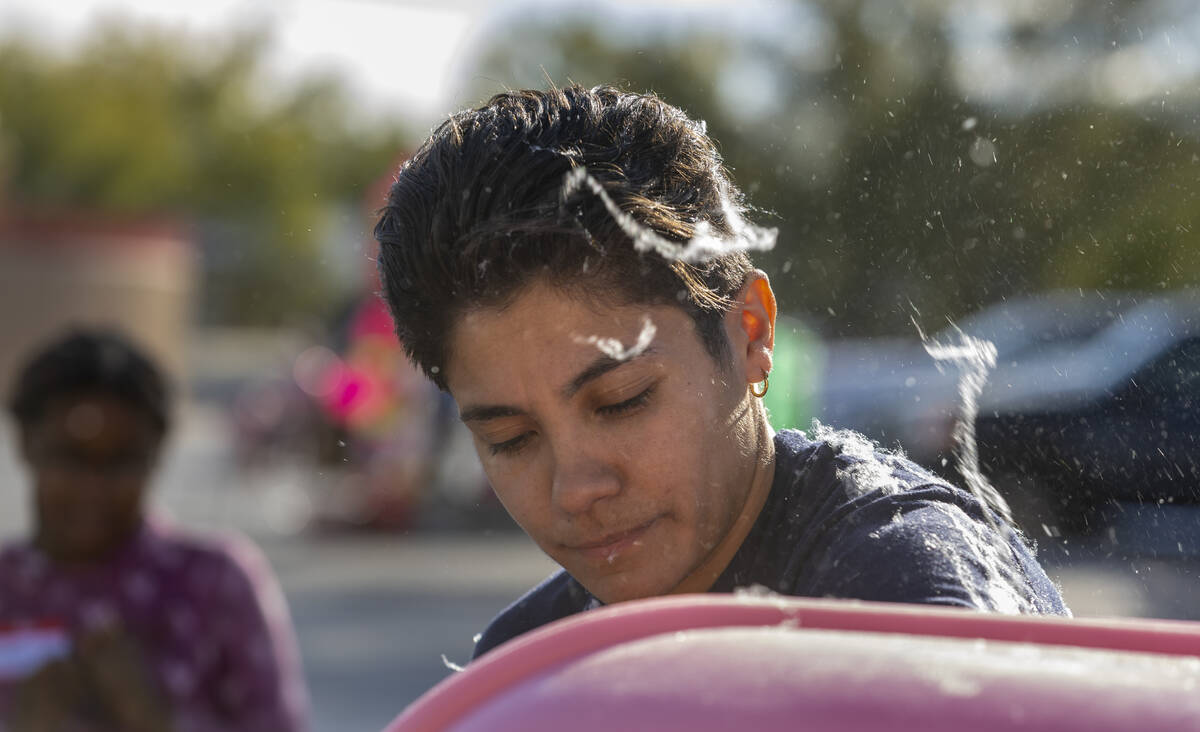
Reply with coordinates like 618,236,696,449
569,517,659,563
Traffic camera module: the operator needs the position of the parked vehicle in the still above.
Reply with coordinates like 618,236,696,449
976,292,1200,529
811,290,1200,535
815,290,1141,463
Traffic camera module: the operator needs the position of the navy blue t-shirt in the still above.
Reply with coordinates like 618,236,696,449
472,428,1069,659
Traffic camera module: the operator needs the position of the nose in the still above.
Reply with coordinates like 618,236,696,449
550,443,622,517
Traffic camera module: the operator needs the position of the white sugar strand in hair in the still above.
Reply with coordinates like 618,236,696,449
560,167,777,263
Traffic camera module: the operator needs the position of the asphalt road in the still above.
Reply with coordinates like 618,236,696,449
258,532,556,732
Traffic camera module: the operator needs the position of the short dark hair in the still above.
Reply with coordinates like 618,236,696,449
8,329,171,435
374,85,755,389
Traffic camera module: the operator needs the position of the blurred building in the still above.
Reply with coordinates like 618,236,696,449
0,209,195,391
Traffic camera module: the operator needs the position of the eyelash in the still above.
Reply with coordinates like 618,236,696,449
487,385,657,457
489,433,531,456
595,385,655,417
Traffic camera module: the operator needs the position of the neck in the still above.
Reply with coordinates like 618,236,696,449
34,518,144,567
671,408,776,596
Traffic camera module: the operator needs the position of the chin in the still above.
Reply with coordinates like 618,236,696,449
45,532,119,562
584,571,678,606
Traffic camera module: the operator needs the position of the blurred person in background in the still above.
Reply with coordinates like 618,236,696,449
310,294,454,528
374,85,1069,661
0,329,309,731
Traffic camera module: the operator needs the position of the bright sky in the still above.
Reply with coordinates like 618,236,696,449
0,0,813,126
3,0,1197,127
0,0,483,124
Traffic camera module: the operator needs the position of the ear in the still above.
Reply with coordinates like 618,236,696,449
726,270,776,385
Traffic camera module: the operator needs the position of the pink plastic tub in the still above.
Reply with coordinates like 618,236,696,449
386,595,1200,732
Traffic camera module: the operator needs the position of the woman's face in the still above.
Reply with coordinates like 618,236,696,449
21,393,161,562
445,279,772,604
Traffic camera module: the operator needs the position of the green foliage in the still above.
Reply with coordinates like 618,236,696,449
0,23,407,325
460,1,1200,336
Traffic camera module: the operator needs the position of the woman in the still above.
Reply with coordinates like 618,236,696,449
0,329,309,731
372,85,1069,660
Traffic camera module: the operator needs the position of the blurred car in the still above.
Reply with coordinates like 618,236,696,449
976,292,1200,530
812,289,1200,537
815,290,1141,462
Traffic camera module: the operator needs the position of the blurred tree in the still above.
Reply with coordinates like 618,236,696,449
457,0,1200,336
0,23,407,325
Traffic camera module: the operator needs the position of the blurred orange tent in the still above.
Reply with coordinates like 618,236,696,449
0,209,195,389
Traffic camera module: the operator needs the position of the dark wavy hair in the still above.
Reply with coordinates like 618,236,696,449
374,84,756,389
8,328,171,435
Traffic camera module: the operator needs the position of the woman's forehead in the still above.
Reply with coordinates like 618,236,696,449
460,287,665,348
444,284,694,388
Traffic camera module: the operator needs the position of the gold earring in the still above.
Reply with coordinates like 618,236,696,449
750,372,769,398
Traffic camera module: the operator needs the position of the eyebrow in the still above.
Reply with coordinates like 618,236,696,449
563,347,657,399
459,404,525,424
457,347,658,423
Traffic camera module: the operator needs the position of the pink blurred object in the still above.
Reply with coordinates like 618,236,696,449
387,594,1200,732
349,297,396,341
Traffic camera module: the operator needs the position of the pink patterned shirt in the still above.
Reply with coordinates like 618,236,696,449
0,517,309,731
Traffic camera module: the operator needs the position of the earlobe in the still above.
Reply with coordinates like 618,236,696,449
734,271,776,384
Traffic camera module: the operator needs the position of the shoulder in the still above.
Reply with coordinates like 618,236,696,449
140,521,280,605
808,489,1066,614
775,426,946,495
774,427,1067,615
0,538,32,567
0,540,42,595
472,569,590,660
770,426,957,533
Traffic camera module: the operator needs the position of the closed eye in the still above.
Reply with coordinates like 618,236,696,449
484,429,532,453
488,431,534,456
596,385,655,417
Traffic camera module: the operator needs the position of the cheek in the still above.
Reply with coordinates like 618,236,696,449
111,478,146,515
668,413,751,529
476,451,547,527
34,474,72,508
